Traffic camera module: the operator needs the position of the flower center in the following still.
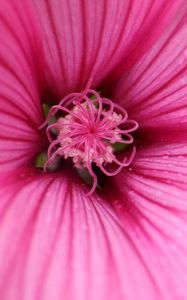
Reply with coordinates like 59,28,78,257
42,89,138,195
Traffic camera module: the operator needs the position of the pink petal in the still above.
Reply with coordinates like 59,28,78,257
110,142,187,299
114,2,187,141
0,0,45,171
0,166,186,300
33,0,182,98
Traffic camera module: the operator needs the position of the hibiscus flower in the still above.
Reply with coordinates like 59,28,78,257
0,0,187,299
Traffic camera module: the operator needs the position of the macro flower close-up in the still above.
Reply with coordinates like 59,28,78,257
1,0,187,299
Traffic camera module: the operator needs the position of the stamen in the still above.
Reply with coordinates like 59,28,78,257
41,89,138,195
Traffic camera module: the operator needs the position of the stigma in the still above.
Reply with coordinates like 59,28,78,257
43,89,138,195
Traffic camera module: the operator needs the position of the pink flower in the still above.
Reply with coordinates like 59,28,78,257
0,0,187,299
